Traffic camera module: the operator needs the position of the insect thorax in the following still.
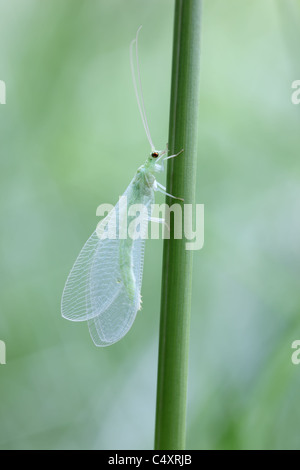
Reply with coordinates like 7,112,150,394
134,165,156,191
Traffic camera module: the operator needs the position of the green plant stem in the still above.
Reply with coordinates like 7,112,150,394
154,0,202,450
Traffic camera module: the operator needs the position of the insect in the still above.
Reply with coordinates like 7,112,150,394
61,27,183,346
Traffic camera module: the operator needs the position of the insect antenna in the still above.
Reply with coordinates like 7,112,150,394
130,26,155,150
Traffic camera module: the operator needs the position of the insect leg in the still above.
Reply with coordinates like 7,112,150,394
156,149,184,172
148,216,164,224
156,181,166,191
155,181,184,201
163,148,184,161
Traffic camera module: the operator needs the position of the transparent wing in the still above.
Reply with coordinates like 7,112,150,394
88,234,146,346
61,187,131,322
61,183,153,346
61,229,105,321
88,192,152,346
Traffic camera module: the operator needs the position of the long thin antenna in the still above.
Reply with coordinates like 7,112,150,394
135,26,155,150
130,37,150,146
130,26,155,150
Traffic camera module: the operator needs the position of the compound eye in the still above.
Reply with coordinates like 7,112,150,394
151,151,159,158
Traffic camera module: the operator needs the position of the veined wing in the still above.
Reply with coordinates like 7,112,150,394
88,191,153,346
88,233,146,346
61,185,132,322
61,181,154,347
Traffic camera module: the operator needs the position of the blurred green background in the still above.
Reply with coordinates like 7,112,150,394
0,0,299,450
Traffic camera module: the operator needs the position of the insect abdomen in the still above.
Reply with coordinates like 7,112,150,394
119,237,136,301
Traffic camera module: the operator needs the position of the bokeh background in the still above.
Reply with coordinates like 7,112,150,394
0,0,299,450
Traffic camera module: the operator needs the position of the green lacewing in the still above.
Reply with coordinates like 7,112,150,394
61,27,182,346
